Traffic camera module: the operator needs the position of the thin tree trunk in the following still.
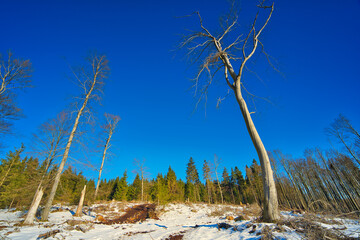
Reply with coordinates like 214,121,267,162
94,138,110,199
23,187,44,225
75,185,86,217
234,88,279,221
141,176,144,201
42,69,100,221
214,166,223,204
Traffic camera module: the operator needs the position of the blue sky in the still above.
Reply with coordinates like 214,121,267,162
1,0,359,182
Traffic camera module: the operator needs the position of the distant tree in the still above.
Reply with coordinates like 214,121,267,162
327,114,360,166
127,174,141,201
186,157,200,183
221,167,232,203
180,1,279,221
151,174,168,204
233,166,246,203
94,113,120,199
166,166,178,201
0,51,32,139
202,160,213,203
108,177,120,200
185,157,200,202
113,170,128,201
213,155,224,204
42,54,109,220
133,158,147,201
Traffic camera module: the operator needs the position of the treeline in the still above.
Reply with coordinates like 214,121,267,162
0,115,359,216
271,115,360,214
0,148,262,208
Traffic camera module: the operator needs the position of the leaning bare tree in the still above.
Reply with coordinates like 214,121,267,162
94,113,120,199
42,54,109,221
180,1,279,221
23,112,70,224
0,51,32,138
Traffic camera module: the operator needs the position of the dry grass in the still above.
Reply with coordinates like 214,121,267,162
277,214,357,240
208,204,244,218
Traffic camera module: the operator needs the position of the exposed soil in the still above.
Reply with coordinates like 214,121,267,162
98,203,159,224
164,230,187,240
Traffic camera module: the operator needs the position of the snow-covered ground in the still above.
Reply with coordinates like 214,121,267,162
0,202,358,239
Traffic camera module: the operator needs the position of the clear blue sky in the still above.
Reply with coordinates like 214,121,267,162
1,0,359,182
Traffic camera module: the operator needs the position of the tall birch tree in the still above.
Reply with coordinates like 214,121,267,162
94,113,120,199
42,54,109,220
180,1,280,221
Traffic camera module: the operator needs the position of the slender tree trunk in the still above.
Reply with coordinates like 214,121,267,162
23,187,43,225
75,185,86,217
94,137,110,199
214,167,223,204
42,71,99,221
234,87,279,221
141,176,144,201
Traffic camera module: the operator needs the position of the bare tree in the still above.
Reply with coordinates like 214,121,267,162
23,112,70,224
133,158,147,202
94,113,120,199
180,1,279,221
42,54,109,221
0,51,31,96
213,154,224,204
0,51,32,138
326,114,360,166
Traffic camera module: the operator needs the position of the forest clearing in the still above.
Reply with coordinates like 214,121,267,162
0,201,359,239
1,0,359,239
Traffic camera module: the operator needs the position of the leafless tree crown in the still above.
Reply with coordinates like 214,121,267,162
180,1,275,109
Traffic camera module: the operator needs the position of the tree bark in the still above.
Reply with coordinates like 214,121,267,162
75,185,86,217
234,87,280,221
23,187,43,225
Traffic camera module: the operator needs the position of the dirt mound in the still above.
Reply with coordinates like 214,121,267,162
98,203,159,224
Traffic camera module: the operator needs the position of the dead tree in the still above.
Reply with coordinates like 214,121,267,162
327,115,360,166
213,154,224,204
94,113,120,199
133,158,147,201
23,112,70,224
75,185,86,217
0,51,31,96
42,54,109,221
180,1,279,221
0,51,32,138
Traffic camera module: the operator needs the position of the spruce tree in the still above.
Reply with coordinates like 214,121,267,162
185,157,200,202
113,171,128,201
166,166,178,201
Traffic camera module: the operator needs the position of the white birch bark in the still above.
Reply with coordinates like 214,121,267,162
75,185,86,217
23,187,43,225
